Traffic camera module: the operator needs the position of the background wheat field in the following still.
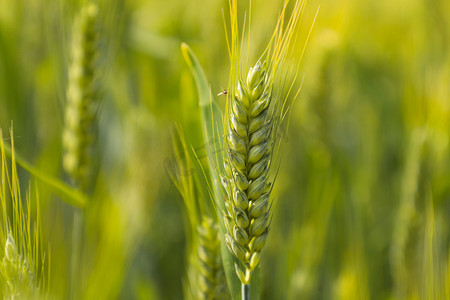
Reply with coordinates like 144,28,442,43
0,0,449,299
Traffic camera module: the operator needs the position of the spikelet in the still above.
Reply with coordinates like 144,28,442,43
221,61,273,284
197,217,229,300
63,3,99,190
0,233,37,298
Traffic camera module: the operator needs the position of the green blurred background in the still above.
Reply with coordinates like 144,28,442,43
0,0,449,299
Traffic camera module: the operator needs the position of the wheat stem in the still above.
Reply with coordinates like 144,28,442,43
241,284,250,300
70,210,83,300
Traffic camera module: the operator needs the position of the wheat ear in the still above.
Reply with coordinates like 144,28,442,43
197,217,229,300
0,233,37,298
62,3,99,190
222,2,309,295
222,61,273,287
0,130,47,299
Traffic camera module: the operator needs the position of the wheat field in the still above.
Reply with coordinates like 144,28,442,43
0,0,449,299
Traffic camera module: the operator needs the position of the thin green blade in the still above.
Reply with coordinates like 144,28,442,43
3,143,87,208
182,42,244,299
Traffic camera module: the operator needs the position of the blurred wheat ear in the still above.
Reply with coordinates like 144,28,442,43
0,130,48,299
168,127,230,300
62,2,100,191
197,217,229,300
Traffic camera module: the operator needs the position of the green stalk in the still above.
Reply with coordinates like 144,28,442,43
242,284,250,300
70,210,83,299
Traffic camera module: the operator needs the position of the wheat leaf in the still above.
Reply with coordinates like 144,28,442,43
3,143,87,208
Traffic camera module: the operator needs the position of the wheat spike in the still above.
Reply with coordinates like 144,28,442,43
0,233,37,299
222,61,273,285
62,3,99,190
0,130,48,299
197,217,229,300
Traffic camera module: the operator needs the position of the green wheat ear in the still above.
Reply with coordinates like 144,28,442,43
222,61,272,285
220,0,313,292
1,233,37,298
63,3,99,190
197,217,229,300
0,130,48,299
169,126,231,299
